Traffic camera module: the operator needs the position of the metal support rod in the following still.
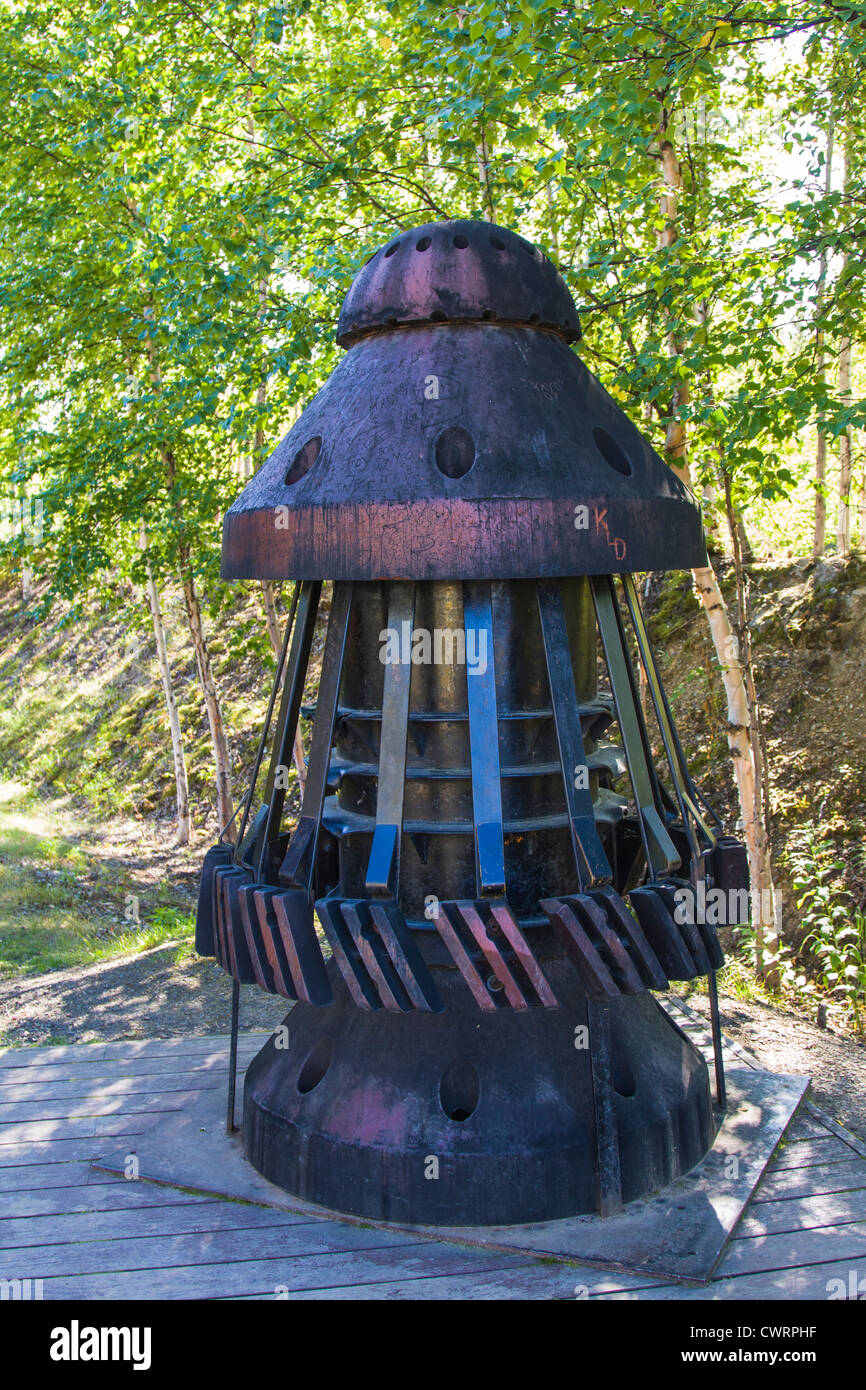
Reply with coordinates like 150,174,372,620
586,999,623,1217
707,969,727,1112
226,978,240,1135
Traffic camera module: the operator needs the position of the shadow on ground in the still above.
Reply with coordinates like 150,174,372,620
0,941,287,1045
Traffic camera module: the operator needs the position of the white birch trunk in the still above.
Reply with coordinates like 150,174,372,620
658,121,778,977
181,568,235,840
814,430,828,558
476,126,495,222
141,527,191,846
141,325,236,841
836,142,852,556
124,344,191,845
837,332,853,556
813,116,834,558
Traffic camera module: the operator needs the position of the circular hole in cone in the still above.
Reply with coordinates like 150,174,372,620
285,436,322,486
439,1059,480,1122
593,426,633,477
297,1036,335,1094
434,425,475,479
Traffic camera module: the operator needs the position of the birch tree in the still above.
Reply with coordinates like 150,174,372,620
141,523,191,845
655,101,779,978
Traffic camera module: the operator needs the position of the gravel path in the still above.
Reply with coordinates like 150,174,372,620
678,987,866,1142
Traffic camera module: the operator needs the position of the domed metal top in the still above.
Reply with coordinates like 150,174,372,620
221,219,706,582
336,218,581,347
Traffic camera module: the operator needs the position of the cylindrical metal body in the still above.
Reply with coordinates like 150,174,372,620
333,578,601,922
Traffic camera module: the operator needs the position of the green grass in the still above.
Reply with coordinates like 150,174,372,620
0,576,286,981
672,956,767,1009
0,781,195,978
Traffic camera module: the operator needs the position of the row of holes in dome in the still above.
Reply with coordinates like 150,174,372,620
284,425,634,486
380,232,542,259
295,1043,635,1112
295,1040,481,1121
372,309,571,331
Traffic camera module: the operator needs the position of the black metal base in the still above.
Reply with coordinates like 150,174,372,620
243,958,714,1226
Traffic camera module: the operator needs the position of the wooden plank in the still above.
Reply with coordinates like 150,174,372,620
0,1059,235,1087
0,1035,268,1069
0,1044,107,1067
803,1102,866,1159
31,1243,535,1301
0,1089,209,1123
0,1113,164,1144
671,1012,760,1072
0,1070,252,1101
0,1075,224,1102
721,1218,866,1276
0,1181,212,1220
665,1014,757,1074
10,1223,424,1279
754,1158,866,1203
602,1256,866,1301
244,1262,663,1301
0,1200,311,1251
770,1136,859,1170
784,1111,835,1141
0,1137,145,1166
738,1188,866,1237
0,1161,119,1192
0,1046,260,1077
0,1118,116,1143
88,1035,269,1060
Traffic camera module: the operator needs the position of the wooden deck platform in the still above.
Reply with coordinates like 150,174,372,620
1,1002,864,1300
